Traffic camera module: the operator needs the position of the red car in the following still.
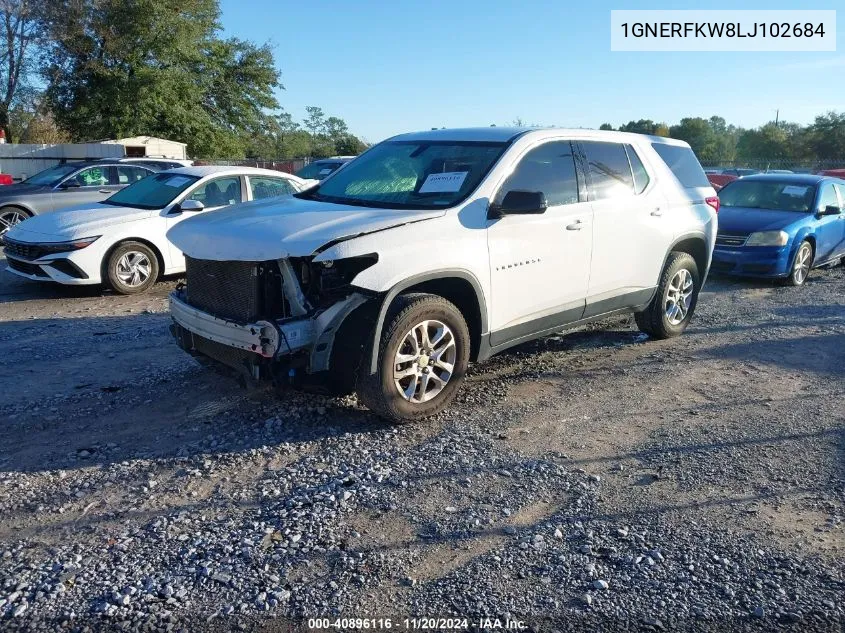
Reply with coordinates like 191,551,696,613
706,173,737,191
818,168,845,178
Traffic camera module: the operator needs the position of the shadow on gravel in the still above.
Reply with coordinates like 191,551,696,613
699,332,845,375
0,272,105,303
0,267,181,304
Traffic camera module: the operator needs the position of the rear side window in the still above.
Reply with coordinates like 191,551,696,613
117,166,150,184
626,145,650,194
250,176,295,200
651,143,709,188
497,141,579,206
581,141,634,200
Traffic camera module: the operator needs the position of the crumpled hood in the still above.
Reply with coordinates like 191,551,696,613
6,204,155,240
718,206,810,235
167,195,446,260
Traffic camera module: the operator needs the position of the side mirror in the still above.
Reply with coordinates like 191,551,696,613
177,199,204,213
819,204,841,217
489,190,547,218
59,181,81,189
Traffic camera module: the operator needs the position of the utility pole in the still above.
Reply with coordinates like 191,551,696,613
775,109,779,127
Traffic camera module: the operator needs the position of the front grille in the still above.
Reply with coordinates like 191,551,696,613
185,257,262,323
715,233,748,247
7,257,48,277
3,240,47,260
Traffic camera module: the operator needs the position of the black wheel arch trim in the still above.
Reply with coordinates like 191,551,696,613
666,230,710,278
365,269,488,375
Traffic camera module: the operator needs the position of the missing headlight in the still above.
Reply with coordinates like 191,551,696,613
293,254,378,308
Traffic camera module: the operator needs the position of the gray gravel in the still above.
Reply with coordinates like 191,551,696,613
0,260,843,631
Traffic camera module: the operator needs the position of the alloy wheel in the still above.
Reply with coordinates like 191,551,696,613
393,319,457,403
793,243,812,284
116,251,152,287
664,268,694,326
0,210,26,236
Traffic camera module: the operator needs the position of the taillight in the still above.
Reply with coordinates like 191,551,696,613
705,196,720,214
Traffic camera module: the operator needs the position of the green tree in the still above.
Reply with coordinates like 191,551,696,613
805,111,845,160
0,0,45,141
619,119,660,135
736,122,796,162
334,134,367,156
40,0,281,158
304,106,326,135
669,117,721,162
598,123,614,131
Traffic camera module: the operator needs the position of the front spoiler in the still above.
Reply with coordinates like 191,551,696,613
169,293,280,358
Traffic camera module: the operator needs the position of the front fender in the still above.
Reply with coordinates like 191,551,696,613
790,227,816,262
364,269,488,375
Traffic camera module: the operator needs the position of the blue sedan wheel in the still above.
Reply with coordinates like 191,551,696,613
786,241,813,287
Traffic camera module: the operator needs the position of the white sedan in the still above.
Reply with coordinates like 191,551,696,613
1,166,313,294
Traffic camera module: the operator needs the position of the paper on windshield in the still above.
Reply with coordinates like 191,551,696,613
318,168,333,176
419,171,468,194
781,185,810,197
164,176,191,188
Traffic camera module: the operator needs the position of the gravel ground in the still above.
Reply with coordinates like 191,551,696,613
0,255,843,632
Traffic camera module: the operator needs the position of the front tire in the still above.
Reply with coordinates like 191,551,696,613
635,252,700,340
0,206,31,236
106,241,159,295
356,293,470,422
783,240,813,287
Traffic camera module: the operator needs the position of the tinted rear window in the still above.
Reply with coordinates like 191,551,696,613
581,141,634,200
651,143,709,188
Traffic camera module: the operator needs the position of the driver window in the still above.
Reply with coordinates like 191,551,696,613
495,141,579,207
186,176,242,208
818,183,839,212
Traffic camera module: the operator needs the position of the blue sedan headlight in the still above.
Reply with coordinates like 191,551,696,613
746,230,789,247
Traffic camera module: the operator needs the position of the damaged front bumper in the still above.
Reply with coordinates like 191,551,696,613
169,289,369,379
170,292,281,357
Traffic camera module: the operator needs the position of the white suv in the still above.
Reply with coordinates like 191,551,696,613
167,128,718,422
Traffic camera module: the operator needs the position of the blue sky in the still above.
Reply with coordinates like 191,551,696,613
218,0,844,142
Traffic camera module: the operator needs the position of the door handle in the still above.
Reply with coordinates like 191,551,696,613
566,220,583,231
98,189,111,194
651,208,663,217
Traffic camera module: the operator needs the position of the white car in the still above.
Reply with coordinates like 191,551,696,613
167,128,718,421
2,166,311,294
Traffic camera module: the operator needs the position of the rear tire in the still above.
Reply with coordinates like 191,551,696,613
106,241,159,295
0,206,31,236
356,293,470,422
635,252,700,340
782,240,813,287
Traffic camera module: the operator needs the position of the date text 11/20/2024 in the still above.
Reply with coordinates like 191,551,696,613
307,618,528,630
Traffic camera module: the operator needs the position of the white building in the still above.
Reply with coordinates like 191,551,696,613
101,136,188,160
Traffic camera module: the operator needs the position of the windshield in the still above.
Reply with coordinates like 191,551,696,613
718,180,817,213
104,172,200,209
296,162,343,180
297,141,507,209
22,164,80,187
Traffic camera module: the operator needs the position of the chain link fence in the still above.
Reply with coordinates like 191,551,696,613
700,158,845,173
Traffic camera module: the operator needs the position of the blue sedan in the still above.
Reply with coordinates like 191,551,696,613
712,174,845,286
